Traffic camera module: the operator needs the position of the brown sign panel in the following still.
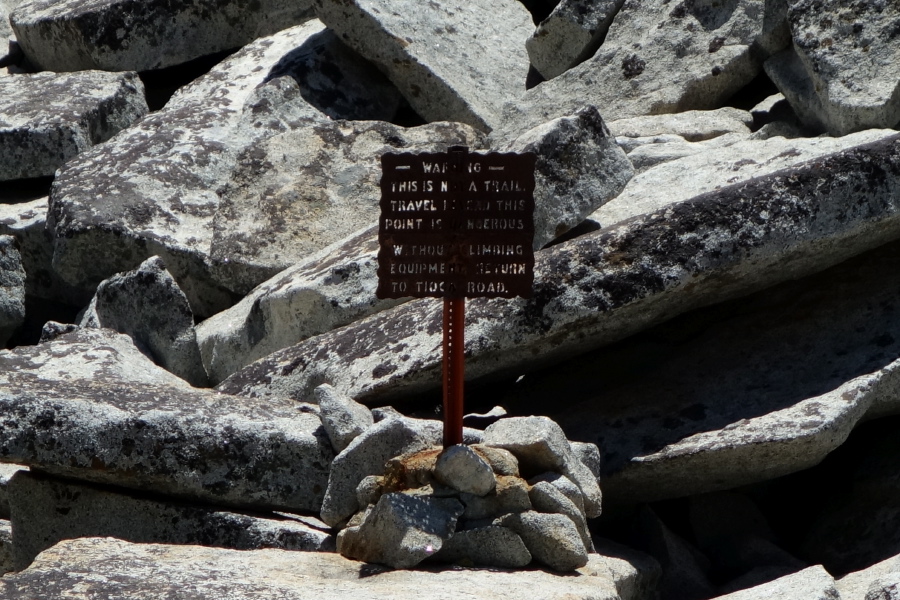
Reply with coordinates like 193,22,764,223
376,147,536,299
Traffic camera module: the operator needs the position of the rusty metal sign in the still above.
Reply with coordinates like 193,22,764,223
376,146,536,300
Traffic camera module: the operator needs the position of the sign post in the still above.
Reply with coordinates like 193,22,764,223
377,146,536,447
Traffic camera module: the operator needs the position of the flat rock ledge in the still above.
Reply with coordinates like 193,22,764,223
0,71,148,181
0,537,640,600
218,133,900,406
0,328,334,513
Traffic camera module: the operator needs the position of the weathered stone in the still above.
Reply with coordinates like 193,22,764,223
434,445,496,496
10,0,315,72
530,481,592,552
1,537,624,599
459,475,531,521
766,0,900,135
0,327,333,513
539,238,900,505
380,448,441,492
336,493,463,569
320,417,441,527
484,416,602,518
526,0,625,80
315,384,373,453
0,235,24,346
0,71,147,181
608,108,753,142
355,475,383,509
588,538,663,600
498,510,588,572
837,555,900,600
314,0,533,132
749,93,799,130
471,444,519,477
0,520,10,576
0,463,23,519
714,565,839,600
216,135,900,475
571,441,602,480
46,21,407,317
622,132,746,173
592,128,895,227
529,473,586,517
434,526,531,568
371,406,404,423
498,0,790,138
0,0,14,43
866,573,900,600
198,104,629,383
79,256,208,387
8,470,334,571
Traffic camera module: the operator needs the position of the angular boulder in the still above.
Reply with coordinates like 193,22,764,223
79,256,208,387
0,235,24,346
10,0,314,72
434,525,532,568
433,445,496,496
609,107,753,142
315,383,373,453
0,70,147,181
715,565,839,600
764,0,900,135
46,21,408,316
498,0,789,138
314,0,533,132
0,328,334,513
499,511,589,572
8,470,334,571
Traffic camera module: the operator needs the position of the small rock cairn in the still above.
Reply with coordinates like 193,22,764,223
316,385,602,571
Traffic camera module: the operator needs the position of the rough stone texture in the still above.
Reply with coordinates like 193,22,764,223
197,104,629,383
571,441,602,480
0,537,625,599
79,256,208,387
0,463,24,519
0,327,334,513
837,555,900,600
336,493,463,568
8,470,334,571
530,473,586,516
530,481,593,552
484,416,602,518
0,235,24,346
593,128,895,227
589,538,663,600
46,21,409,317
866,573,900,600
498,0,790,137
621,131,746,173
471,444,519,477
217,134,900,445
0,71,147,181
314,0,533,132
459,475,531,521
542,239,900,505
714,565,839,600
608,108,753,142
499,510,588,572
320,417,441,527
434,526,531,568
10,0,315,72
315,383,373,453
526,0,625,80
0,0,14,43
433,445,496,496
0,520,10,576
764,0,900,135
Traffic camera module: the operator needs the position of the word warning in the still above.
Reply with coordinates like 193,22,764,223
376,146,536,299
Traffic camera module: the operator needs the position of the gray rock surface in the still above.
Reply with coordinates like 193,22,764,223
46,21,409,317
526,0,625,80
714,565,839,600
620,132,746,173
866,573,900,600
484,416,602,518
0,0,14,43
79,256,208,387
471,444,519,477
0,327,334,513
314,0,533,132
529,473,586,516
10,0,314,72
0,463,23,519
435,525,532,568
609,108,753,142
434,445,496,496
315,383,373,453
336,492,463,568
764,0,900,135
0,537,625,599
0,235,24,346
217,133,900,442
530,481,593,552
0,70,147,181
498,0,789,137
0,520,10,576
320,416,441,527
837,555,900,600
592,128,895,227
197,104,630,384
8,470,334,571
499,510,588,572
571,441,602,480
459,475,531,521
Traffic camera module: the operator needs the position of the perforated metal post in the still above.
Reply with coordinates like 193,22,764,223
442,297,465,447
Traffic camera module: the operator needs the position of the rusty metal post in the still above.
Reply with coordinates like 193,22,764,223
442,297,465,447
